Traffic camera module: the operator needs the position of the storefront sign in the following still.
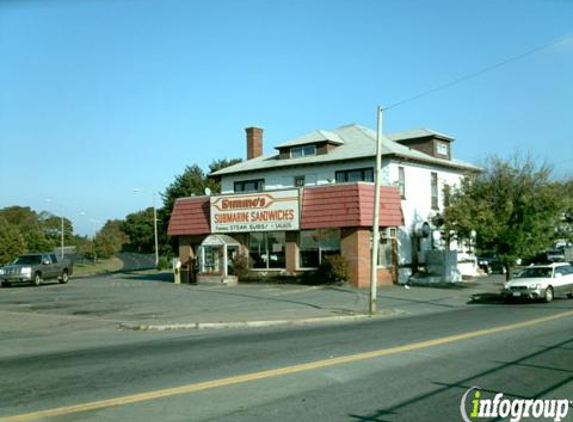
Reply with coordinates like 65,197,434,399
210,190,299,233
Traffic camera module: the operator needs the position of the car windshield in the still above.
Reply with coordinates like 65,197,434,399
13,255,42,265
516,267,553,279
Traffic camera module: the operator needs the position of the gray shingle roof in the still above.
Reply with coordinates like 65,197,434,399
275,129,345,148
386,128,454,142
210,124,480,177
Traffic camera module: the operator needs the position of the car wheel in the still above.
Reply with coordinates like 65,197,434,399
1,281,10,288
59,270,69,284
567,292,573,299
33,273,42,287
544,286,554,303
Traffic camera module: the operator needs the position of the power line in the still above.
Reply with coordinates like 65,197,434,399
384,35,573,111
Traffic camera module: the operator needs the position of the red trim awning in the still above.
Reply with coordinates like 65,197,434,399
301,184,403,229
167,197,210,236
167,184,404,236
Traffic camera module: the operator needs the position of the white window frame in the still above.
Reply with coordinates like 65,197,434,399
290,145,317,158
437,142,449,156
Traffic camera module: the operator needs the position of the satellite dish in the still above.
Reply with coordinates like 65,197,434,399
204,187,212,196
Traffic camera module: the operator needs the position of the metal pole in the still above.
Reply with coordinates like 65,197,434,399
153,192,159,268
61,214,65,258
369,106,383,314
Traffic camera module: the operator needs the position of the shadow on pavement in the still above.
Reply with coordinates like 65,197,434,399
468,292,508,305
120,272,174,283
348,337,573,422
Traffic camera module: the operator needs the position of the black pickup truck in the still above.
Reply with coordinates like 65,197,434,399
0,253,73,287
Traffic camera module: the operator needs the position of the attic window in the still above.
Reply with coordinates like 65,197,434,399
290,145,316,158
437,142,449,156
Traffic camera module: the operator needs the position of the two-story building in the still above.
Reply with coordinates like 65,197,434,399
168,124,480,287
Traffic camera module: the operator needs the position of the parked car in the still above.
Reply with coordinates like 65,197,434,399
0,253,73,287
547,248,566,262
477,252,506,274
501,263,573,303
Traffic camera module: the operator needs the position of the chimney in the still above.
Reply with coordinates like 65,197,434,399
245,127,263,160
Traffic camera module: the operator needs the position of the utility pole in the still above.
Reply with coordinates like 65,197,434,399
134,189,160,268
61,214,64,258
369,106,383,314
153,192,159,268
45,199,65,258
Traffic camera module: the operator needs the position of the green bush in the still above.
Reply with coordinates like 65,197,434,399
157,257,169,271
317,254,349,284
230,254,252,281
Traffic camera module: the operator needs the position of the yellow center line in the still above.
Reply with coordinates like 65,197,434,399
3,309,573,422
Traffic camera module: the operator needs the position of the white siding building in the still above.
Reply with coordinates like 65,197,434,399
212,124,480,272
168,123,481,288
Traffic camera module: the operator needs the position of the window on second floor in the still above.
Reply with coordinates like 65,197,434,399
437,142,449,156
234,179,265,193
398,167,406,199
335,167,374,184
290,145,317,158
431,172,439,209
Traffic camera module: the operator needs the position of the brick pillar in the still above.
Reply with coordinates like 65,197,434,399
285,231,298,274
178,236,193,267
245,127,263,160
341,228,372,288
341,228,395,288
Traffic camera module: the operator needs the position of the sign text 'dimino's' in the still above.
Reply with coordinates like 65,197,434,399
221,197,267,210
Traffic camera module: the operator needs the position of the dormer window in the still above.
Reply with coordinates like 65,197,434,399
437,142,449,156
290,145,317,158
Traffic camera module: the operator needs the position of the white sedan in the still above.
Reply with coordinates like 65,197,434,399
502,263,573,303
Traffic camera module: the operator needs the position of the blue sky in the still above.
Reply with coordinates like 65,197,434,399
1,0,572,236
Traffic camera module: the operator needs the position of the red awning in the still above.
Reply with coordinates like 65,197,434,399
301,184,403,229
167,184,404,236
167,197,210,236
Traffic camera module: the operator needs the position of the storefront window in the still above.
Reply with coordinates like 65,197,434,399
299,229,341,268
248,232,285,269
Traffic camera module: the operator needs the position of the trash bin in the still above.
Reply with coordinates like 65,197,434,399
180,266,190,284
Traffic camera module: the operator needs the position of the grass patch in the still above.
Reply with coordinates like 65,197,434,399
73,256,124,276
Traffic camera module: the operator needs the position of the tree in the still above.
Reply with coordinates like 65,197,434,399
121,208,156,253
0,216,25,264
0,206,52,252
442,154,565,279
554,178,573,243
205,158,243,194
73,235,95,261
160,158,241,253
94,219,129,259
39,212,74,250
162,164,207,220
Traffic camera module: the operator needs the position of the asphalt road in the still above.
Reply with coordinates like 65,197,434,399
1,299,572,421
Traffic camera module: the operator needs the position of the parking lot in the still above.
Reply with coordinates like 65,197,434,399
2,270,562,335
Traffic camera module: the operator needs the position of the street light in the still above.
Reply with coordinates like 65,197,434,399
45,199,65,258
133,188,159,268
369,106,384,314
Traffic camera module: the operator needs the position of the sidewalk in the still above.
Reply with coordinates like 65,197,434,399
110,272,506,330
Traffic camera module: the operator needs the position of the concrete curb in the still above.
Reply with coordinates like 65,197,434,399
119,309,404,331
